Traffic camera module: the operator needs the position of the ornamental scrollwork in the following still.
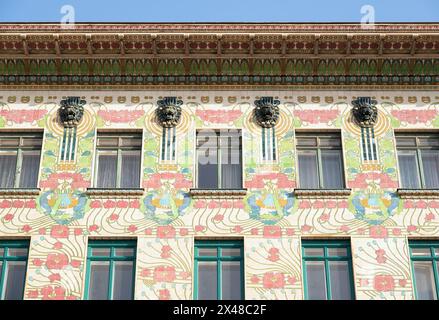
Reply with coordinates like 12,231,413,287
156,97,183,128
254,97,280,128
58,96,86,127
351,97,378,128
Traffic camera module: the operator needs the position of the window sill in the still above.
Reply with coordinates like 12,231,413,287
294,188,352,198
397,188,439,199
86,188,144,197
0,188,41,196
189,189,248,198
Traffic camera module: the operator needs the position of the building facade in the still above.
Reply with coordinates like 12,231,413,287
0,23,439,300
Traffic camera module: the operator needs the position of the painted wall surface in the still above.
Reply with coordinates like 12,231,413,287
0,91,438,300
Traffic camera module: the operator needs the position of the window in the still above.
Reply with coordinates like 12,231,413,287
196,129,242,189
361,127,378,162
396,133,439,189
302,240,354,300
409,241,439,300
0,133,42,188
0,241,29,300
85,241,136,300
94,132,142,188
194,241,244,300
296,133,345,189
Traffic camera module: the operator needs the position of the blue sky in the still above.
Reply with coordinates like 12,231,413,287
0,0,437,22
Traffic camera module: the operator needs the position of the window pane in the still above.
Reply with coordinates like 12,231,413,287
7,248,28,257
19,151,40,188
2,261,26,300
411,248,431,257
418,137,439,147
398,151,421,188
0,248,4,256
396,137,417,147
114,248,135,257
198,248,217,257
221,261,241,300
197,261,217,300
21,138,42,147
296,137,317,147
0,153,17,188
435,248,439,256
0,138,20,147
88,261,110,300
197,148,218,189
221,248,241,257
221,157,242,189
96,152,117,188
304,247,324,256
329,261,353,300
97,138,119,147
305,261,327,300
121,137,142,147
91,248,111,256
298,150,319,188
327,248,348,257
112,261,134,300
121,151,141,188
319,137,341,147
321,150,344,189
413,261,438,300
421,150,439,188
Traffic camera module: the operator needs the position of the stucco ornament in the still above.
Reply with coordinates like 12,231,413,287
156,97,183,128
254,97,280,128
352,97,378,127
58,96,86,127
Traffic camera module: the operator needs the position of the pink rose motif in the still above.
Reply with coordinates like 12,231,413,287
141,268,150,277
109,213,119,221
195,225,206,233
127,225,138,233
129,200,140,208
287,276,296,285
41,285,66,300
407,225,418,232
326,201,337,209
250,275,260,284
221,201,233,208
391,110,437,124
286,228,295,236
299,201,311,209
144,228,152,235
33,259,43,267
312,200,325,209
13,200,24,208
359,279,369,287
294,109,340,124
234,200,245,209
153,266,176,282
71,260,81,268
399,279,407,287
263,226,281,238
103,200,116,208
157,226,176,238
25,200,36,208
416,201,428,209
97,110,144,123
195,110,243,123
250,228,259,235
373,275,395,292
339,225,350,233
180,271,191,280
3,213,13,221
27,290,39,299
392,228,401,236
48,273,61,283
319,213,330,222
161,246,172,259
338,200,349,208
22,225,32,233
117,201,129,208
208,201,219,209
370,226,388,238
428,201,439,208
46,253,69,270
263,272,285,289
74,228,83,236
39,228,47,235
426,212,435,222
50,225,69,238
213,214,224,222
90,200,101,208
159,289,170,300
375,249,387,264
267,248,280,262
0,200,11,208
0,109,47,123
301,225,312,233
194,200,206,209
53,242,63,250
233,226,243,233
88,225,99,232
179,228,188,236
39,172,89,189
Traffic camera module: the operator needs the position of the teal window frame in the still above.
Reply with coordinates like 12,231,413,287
296,132,345,189
409,241,439,300
0,240,29,300
94,132,142,189
194,240,244,300
84,240,137,300
396,133,439,189
302,240,355,300
196,129,243,190
0,132,43,188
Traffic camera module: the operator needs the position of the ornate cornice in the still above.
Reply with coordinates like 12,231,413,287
294,188,352,198
397,188,439,199
0,188,41,196
86,188,145,197
189,188,248,198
